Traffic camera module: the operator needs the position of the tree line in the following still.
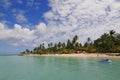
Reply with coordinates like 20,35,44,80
20,30,120,55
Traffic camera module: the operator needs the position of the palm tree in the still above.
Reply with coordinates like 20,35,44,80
25,49,30,54
53,44,58,51
62,43,66,49
48,43,51,49
48,42,53,49
87,37,91,44
58,42,62,49
75,42,79,50
72,35,78,45
67,39,72,49
109,30,115,36
109,30,116,51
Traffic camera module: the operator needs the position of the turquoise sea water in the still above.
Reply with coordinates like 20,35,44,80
0,56,120,80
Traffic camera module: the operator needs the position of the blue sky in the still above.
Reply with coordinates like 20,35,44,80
0,0,120,54
0,0,50,27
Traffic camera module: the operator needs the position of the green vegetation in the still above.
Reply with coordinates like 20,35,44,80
94,30,120,53
20,30,120,55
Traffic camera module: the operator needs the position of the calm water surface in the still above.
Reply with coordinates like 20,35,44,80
0,56,120,80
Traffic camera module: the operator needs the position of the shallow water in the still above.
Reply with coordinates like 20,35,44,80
0,56,120,80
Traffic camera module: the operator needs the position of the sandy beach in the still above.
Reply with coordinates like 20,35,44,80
25,53,120,58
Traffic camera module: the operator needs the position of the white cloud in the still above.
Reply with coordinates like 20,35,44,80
35,23,47,33
44,11,54,20
12,9,27,23
0,23,36,46
0,23,4,30
15,14,27,23
26,0,41,10
0,0,120,47
0,22,54,47
43,0,120,44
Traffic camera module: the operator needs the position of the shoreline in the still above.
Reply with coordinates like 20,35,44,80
24,53,120,58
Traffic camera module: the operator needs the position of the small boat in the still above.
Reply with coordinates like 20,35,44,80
99,59,112,63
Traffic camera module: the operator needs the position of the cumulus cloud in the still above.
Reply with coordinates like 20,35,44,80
0,23,36,46
0,22,51,47
35,22,47,34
